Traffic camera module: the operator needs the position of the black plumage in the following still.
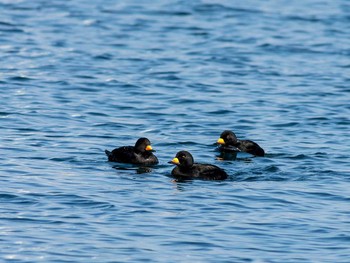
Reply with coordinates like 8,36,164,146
169,151,228,180
105,137,158,165
217,130,265,157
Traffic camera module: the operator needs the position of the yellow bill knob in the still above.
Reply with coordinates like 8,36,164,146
170,157,180,165
217,138,225,145
145,145,153,151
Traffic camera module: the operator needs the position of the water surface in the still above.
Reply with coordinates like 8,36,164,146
1,0,350,262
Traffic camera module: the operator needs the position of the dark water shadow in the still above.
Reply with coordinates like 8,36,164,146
215,151,238,161
111,163,156,174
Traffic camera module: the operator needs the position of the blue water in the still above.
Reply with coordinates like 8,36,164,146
1,0,350,262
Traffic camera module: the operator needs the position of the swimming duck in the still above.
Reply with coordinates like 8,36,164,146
105,137,158,165
217,130,265,157
169,151,228,180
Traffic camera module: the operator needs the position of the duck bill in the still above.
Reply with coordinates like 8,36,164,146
145,145,155,152
217,138,225,145
168,157,180,165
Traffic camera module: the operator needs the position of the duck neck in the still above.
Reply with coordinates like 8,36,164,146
232,139,241,147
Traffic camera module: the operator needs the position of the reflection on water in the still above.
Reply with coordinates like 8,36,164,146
112,164,154,174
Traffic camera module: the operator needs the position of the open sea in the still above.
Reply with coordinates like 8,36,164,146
1,0,350,262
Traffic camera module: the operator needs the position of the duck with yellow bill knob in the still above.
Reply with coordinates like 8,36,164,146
217,130,265,157
169,151,228,180
105,137,158,165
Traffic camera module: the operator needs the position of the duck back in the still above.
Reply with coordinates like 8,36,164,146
171,163,227,180
106,146,135,163
238,140,265,157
